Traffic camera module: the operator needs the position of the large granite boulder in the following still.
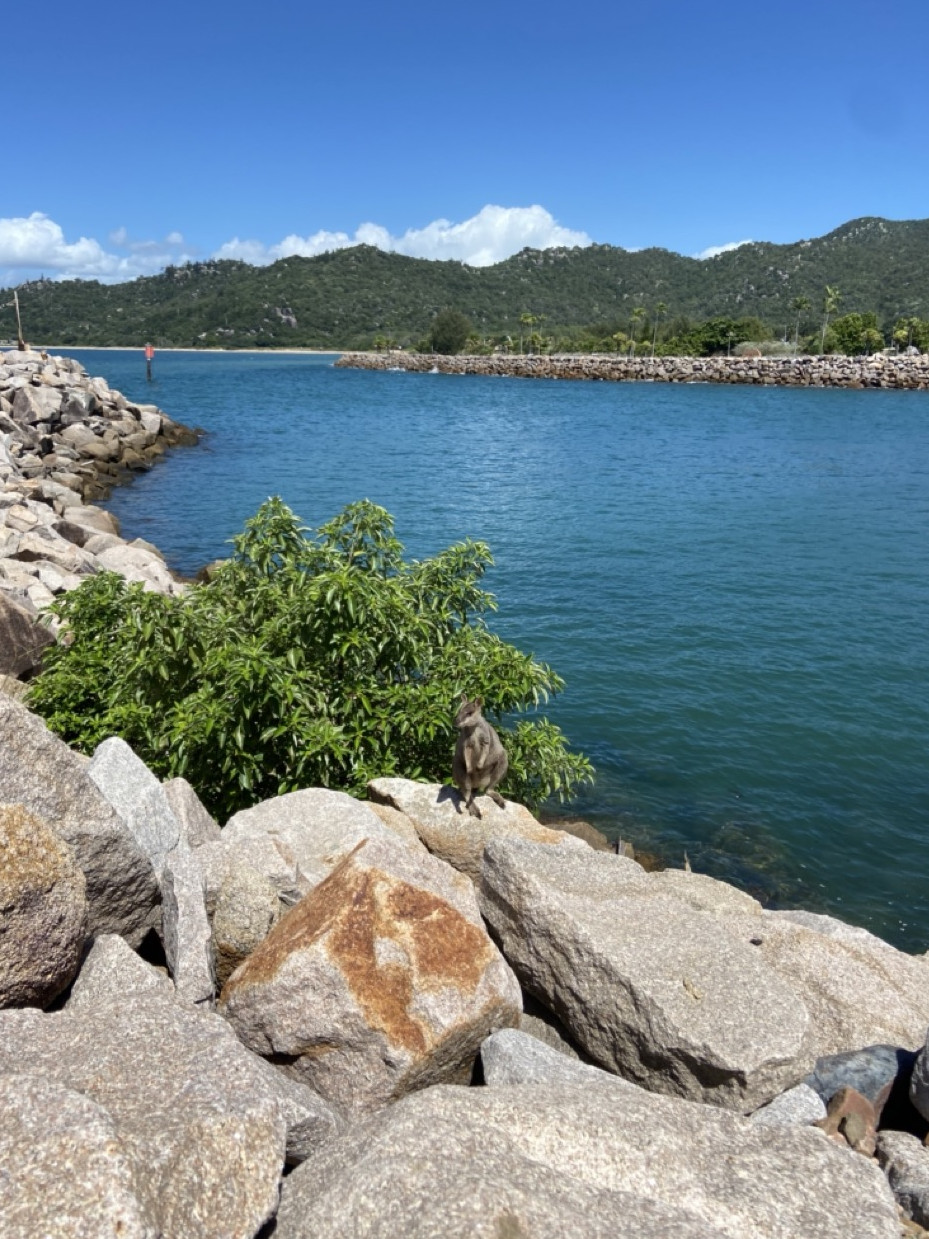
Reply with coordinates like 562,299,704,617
161,844,215,1006
220,834,521,1112
219,787,395,904
0,1074,154,1238
748,910,929,1057
162,776,221,848
0,698,159,945
64,934,174,1012
876,1131,929,1228
276,1072,899,1239
211,859,282,987
480,837,812,1110
87,737,181,881
0,990,340,1237
0,590,54,677
0,802,87,1008
367,777,587,882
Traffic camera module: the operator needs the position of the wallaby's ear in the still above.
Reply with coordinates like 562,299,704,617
475,697,483,709
460,691,468,704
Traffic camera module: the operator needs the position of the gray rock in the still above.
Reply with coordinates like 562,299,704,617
88,737,181,880
0,590,54,676
0,1073,154,1238
12,384,62,424
876,1130,929,1228
161,844,215,1006
211,858,282,987
0,698,159,945
94,543,179,594
222,786,395,903
368,776,586,882
806,1044,918,1121
749,1083,827,1128
162,777,221,847
754,910,929,1057
276,1078,899,1239
65,934,174,1011
0,803,87,1008
481,1027,592,1087
909,1031,929,1123
0,993,299,1238
220,833,521,1113
480,837,812,1110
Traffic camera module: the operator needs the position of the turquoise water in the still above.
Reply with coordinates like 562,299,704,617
66,350,929,951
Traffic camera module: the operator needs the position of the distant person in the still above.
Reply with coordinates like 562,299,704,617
145,342,154,381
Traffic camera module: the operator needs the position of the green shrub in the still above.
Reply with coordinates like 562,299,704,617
28,498,594,821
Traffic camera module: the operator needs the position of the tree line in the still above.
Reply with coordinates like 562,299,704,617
419,298,929,359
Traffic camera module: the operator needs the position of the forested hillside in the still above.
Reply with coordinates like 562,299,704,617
2,216,927,351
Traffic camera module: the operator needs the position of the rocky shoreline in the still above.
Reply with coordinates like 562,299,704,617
336,350,929,388
1,348,199,684
4,352,929,1237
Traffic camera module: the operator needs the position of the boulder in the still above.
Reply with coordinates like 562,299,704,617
0,698,159,945
750,910,929,1057
0,803,87,1008
219,834,521,1112
0,590,54,677
94,543,179,594
806,1044,920,1127
749,1083,827,1128
162,776,221,847
161,844,215,1006
0,992,332,1237
0,1074,154,1238
480,837,812,1111
817,1084,879,1156
11,384,62,425
365,799,429,851
909,1031,929,1123
367,777,586,882
211,859,282,987
65,934,174,1011
221,787,395,904
276,1073,900,1239
87,737,182,880
876,1131,929,1228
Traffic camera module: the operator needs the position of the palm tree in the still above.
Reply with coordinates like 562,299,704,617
821,286,841,354
791,296,811,354
651,302,667,356
630,307,646,357
519,312,536,355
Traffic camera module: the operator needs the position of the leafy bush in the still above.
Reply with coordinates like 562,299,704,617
28,498,594,820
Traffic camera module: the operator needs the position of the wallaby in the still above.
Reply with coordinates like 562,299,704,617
452,693,508,818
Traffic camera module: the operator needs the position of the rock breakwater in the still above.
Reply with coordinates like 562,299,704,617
337,350,929,389
1,348,200,682
2,731,929,1235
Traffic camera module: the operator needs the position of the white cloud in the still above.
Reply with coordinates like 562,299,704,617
694,239,754,260
0,213,195,286
1,205,590,287
215,205,592,268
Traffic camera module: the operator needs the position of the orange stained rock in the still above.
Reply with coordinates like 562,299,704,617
221,843,497,1054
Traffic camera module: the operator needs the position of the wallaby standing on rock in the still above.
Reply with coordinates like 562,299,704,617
453,693,508,818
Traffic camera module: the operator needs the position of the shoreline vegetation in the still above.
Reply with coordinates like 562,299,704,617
337,350,929,389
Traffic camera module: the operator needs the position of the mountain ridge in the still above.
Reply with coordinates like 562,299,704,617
3,215,927,349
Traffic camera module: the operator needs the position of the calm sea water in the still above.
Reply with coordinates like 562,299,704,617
64,349,929,951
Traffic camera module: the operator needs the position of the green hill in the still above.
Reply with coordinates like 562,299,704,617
3,216,928,350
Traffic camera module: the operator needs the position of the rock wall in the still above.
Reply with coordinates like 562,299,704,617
0,349,200,677
336,350,929,389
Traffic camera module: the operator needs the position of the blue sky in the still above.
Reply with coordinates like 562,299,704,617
2,0,926,285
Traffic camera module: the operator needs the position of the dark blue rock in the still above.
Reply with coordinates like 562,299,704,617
805,1044,922,1133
